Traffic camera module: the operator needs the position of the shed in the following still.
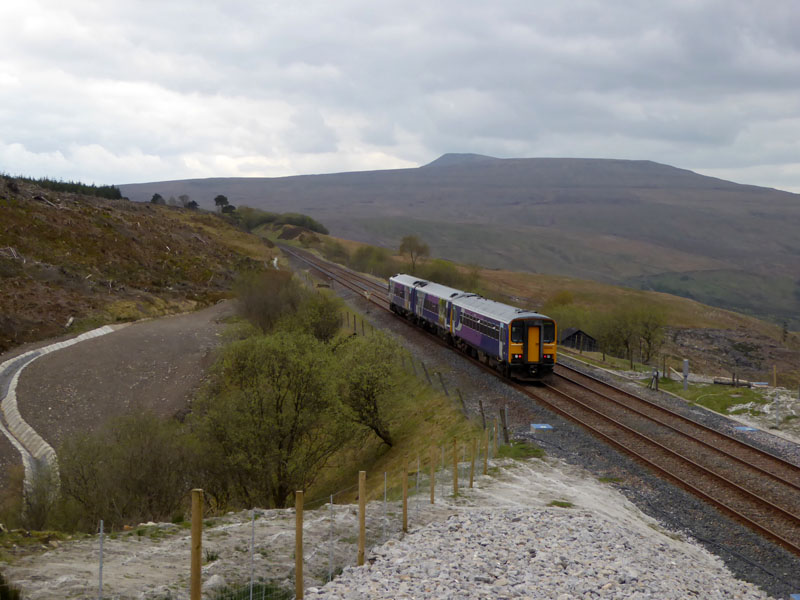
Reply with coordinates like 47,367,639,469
559,327,598,352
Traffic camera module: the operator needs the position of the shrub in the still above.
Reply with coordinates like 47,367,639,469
234,270,305,332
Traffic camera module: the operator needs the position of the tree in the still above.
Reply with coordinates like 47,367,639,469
150,193,165,205
214,195,229,211
179,194,191,207
637,307,666,364
194,332,348,508
399,235,429,272
221,204,236,214
186,200,199,210
338,333,398,447
280,291,344,343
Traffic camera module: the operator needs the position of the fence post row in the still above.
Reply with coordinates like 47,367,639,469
177,435,507,599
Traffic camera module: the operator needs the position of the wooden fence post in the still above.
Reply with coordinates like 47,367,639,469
483,428,489,475
493,419,499,455
190,489,203,600
358,471,366,566
470,438,476,488
296,491,304,599
429,446,436,504
402,458,408,533
452,438,458,497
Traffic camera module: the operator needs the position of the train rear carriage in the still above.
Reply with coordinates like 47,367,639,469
451,295,557,379
388,274,464,337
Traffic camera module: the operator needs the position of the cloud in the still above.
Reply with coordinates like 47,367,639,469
1,0,799,191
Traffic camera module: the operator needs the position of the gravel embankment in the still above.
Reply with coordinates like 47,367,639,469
297,262,800,600
306,508,773,600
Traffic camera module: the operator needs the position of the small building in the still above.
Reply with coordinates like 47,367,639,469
559,327,598,353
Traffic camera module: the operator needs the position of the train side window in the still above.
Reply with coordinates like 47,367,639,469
542,322,555,343
511,322,524,343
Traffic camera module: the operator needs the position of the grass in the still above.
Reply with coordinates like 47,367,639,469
210,582,293,600
304,307,483,507
654,379,769,414
497,440,545,460
598,476,623,484
547,500,574,508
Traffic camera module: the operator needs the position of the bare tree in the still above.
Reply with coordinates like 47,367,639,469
399,235,430,272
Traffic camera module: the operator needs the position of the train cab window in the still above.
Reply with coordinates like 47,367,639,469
511,322,524,343
542,321,555,343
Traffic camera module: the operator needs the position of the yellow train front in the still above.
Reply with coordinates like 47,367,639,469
388,274,557,380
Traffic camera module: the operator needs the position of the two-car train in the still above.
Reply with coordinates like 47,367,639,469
388,274,557,380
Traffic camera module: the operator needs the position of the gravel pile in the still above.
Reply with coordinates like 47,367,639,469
305,508,773,599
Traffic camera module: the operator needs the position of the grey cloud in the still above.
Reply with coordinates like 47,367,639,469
1,0,800,190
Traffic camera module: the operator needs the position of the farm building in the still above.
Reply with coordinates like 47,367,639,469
559,328,598,352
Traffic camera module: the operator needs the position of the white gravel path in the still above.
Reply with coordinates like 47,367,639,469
2,456,777,599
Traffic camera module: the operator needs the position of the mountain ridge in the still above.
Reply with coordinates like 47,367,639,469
119,155,800,327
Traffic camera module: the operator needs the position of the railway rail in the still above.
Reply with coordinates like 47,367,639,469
279,244,800,556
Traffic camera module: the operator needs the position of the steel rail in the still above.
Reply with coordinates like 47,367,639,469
556,362,800,474
551,370,800,496
535,381,800,553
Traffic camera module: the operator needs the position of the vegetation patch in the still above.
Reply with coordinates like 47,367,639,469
0,176,277,353
547,500,574,508
497,441,545,460
655,380,769,414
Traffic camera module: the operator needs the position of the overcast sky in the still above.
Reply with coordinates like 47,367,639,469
2,1,800,192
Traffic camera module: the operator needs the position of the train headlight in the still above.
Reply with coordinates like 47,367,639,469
512,353,522,359
543,354,552,359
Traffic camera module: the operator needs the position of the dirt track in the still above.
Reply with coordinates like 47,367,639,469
0,302,234,492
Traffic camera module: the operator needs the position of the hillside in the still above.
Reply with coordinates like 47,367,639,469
0,176,275,353
119,155,800,328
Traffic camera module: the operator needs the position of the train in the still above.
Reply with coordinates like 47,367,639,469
388,274,557,380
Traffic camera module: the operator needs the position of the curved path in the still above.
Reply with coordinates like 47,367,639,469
0,301,234,493
0,326,117,491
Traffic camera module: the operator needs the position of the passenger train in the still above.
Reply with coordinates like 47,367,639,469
388,274,557,380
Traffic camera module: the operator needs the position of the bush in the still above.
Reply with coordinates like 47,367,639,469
234,270,306,332
349,245,398,278
280,291,344,343
58,413,195,531
192,332,349,508
319,240,348,265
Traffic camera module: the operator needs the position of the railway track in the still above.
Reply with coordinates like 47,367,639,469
280,244,800,556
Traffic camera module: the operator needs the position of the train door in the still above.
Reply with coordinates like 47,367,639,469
526,325,540,362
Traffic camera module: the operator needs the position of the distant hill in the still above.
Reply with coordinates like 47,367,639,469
119,155,800,327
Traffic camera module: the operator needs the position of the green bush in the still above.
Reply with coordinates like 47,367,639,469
234,269,306,332
58,413,195,531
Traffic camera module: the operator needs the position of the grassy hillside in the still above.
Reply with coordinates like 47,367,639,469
118,155,800,328
0,176,276,353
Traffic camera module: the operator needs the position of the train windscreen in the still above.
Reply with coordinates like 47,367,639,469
542,321,555,343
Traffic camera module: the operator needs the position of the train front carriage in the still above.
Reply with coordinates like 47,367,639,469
508,317,557,378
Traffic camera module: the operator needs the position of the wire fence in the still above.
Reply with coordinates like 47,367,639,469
1,430,506,600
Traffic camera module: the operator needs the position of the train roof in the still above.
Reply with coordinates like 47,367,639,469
391,273,551,323
453,294,551,323
390,274,466,300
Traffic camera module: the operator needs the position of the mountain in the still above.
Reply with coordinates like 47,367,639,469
119,155,800,327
